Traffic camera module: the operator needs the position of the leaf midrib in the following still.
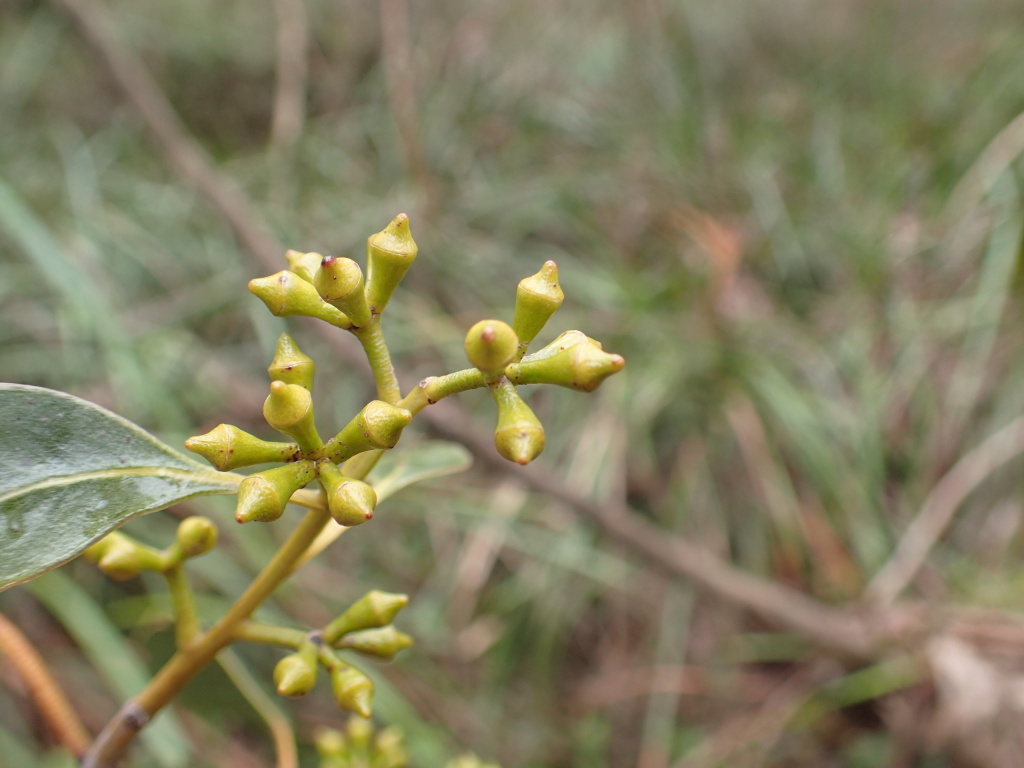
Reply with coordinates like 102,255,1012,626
0,466,241,506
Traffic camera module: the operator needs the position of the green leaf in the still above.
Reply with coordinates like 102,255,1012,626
0,384,240,591
367,440,473,502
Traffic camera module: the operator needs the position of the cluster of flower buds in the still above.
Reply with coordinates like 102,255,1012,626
85,516,218,580
185,333,411,526
315,719,408,768
269,590,411,719
462,261,624,465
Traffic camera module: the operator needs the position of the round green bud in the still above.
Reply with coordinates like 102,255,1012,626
324,590,409,644
274,652,318,698
365,213,418,314
491,379,545,465
512,260,564,354
314,256,372,328
235,460,315,523
95,536,142,581
317,461,377,527
314,727,347,758
176,516,218,557
268,333,315,392
345,717,373,751
331,664,374,718
185,423,297,471
465,320,519,378
337,626,413,661
323,400,412,463
285,250,324,283
249,271,353,329
507,330,625,392
374,727,408,768
263,380,322,452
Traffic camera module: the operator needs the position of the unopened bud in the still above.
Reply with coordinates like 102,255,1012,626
185,423,297,471
323,400,411,463
249,271,352,329
465,319,518,378
315,256,372,328
512,260,564,355
235,460,315,523
346,717,373,751
274,643,319,697
331,664,374,718
337,626,413,661
507,330,625,392
324,590,409,644
268,333,315,391
374,727,408,768
491,379,544,465
176,516,218,557
365,213,418,314
86,533,162,580
317,461,377,527
285,250,324,283
314,727,347,758
263,380,322,452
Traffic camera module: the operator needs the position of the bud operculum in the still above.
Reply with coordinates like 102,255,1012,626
465,319,519,380
315,256,372,328
491,378,545,465
274,641,319,698
317,461,377,527
506,330,625,392
285,250,324,284
330,664,374,718
249,271,353,329
336,626,413,660
185,423,297,471
364,213,418,314
512,260,564,357
263,380,323,452
85,532,164,581
268,333,316,391
322,400,411,463
176,516,218,557
324,590,409,644
235,460,316,523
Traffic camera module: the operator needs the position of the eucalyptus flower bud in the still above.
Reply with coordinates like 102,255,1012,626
285,249,324,283
465,319,518,378
330,664,374,718
506,330,625,392
274,642,319,698
337,626,413,661
249,271,352,329
176,516,218,557
263,380,322,452
364,213,417,314
268,333,315,392
324,590,409,644
512,260,564,355
235,460,315,523
491,379,545,465
322,400,412,463
185,424,297,471
346,717,373,752
315,256,372,328
374,727,408,768
314,727,347,759
317,461,377,527
85,532,163,581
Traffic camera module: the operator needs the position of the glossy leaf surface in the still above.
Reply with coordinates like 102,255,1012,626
0,384,240,590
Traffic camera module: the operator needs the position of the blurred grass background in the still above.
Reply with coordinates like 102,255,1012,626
3,0,1024,766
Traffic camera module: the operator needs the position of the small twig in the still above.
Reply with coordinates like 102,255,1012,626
270,0,309,153
0,612,91,757
867,414,1024,607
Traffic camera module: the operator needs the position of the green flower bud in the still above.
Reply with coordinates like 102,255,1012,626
235,460,315,523
322,400,412,463
263,380,322,452
285,249,323,283
464,319,518,378
268,333,315,392
506,330,625,392
337,626,413,661
274,643,319,698
249,271,353,329
86,533,163,581
324,590,409,644
314,256,372,328
365,213,418,314
512,260,564,355
314,727,347,758
185,423,297,471
345,717,373,752
374,727,408,768
491,378,545,465
176,516,218,557
317,461,377,527
330,664,374,718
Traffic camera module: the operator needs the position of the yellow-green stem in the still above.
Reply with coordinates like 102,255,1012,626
352,316,401,404
233,621,308,649
163,565,199,649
